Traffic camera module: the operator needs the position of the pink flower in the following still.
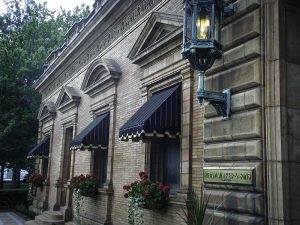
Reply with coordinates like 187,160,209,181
139,171,145,178
123,184,130,191
163,186,170,193
124,193,129,198
139,171,148,180
143,179,150,185
159,183,164,190
144,189,150,196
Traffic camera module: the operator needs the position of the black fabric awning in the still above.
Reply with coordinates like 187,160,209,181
119,84,181,141
70,112,110,151
27,137,50,159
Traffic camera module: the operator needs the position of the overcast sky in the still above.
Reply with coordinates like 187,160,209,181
0,0,95,15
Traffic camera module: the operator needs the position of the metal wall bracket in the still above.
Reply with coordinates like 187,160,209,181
197,89,231,119
223,2,236,17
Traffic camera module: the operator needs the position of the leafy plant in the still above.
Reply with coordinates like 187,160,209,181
15,204,37,219
70,174,97,197
27,183,33,204
70,174,97,222
180,188,209,225
0,0,90,189
27,173,44,187
123,172,170,225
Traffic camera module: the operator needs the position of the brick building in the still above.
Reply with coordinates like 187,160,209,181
26,0,300,225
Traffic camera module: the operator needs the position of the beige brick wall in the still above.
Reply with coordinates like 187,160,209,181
31,0,284,224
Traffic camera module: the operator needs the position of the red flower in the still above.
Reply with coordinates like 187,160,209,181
139,171,145,178
130,181,138,187
159,183,164,190
163,186,170,193
124,193,129,198
144,189,150,196
90,173,97,178
138,171,149,180
151,183,156,189
75,184,80,189
143,179,150,185
123,184,130,191
27,173,44,187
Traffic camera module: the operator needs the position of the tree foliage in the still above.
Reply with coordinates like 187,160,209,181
0,0,90,187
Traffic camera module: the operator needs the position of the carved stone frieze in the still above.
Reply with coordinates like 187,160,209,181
40,0,162,98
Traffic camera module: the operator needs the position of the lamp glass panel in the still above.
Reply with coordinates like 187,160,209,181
196,13,210,40
184,2,193,45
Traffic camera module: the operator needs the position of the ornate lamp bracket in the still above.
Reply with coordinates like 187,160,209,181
182,0,236,119
197,71,231,119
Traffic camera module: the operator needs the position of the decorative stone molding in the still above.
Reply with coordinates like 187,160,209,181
38,101,56,121
81,58,121,97
35,0,162,98
93,0,108,12
56,86,81,113
128,12,183,65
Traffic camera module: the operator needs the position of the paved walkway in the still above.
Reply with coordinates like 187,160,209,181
0,212,25,225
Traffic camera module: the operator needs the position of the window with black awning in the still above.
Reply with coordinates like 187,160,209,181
27,136,50,159
119,84,181,142
70,112,110,151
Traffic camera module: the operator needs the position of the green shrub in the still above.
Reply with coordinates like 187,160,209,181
15,205,37,220
70,174,97,197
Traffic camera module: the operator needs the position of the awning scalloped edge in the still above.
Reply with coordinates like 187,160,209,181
27,155,49,159
119,129,180,142
70,143,108,151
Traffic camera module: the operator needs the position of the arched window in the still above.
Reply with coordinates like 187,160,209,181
38,102,56,120
86,66,107,88
81,58,121,96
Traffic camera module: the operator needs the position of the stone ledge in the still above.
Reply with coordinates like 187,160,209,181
205,188,264,216
204,109,262,142
205,208,264,225
205,87,261,118
208,37,261,75
204,140,262,161
222,8,261,51
224,0,261,26
205,58,261,93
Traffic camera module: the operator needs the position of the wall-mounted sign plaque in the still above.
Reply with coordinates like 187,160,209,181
204,168,254,185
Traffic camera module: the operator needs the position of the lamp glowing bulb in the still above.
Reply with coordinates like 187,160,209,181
196,16,210,39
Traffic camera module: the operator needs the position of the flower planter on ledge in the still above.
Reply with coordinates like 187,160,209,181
69,173,98,197
28,173,44,187
123,172,170,225
80,189,97,197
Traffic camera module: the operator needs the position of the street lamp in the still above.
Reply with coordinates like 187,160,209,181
182,0,235,119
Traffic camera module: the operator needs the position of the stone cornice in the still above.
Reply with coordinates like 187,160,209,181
56,86,81,113
35,0,163,99
38,101,56,121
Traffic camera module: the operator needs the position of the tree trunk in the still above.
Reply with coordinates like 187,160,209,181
0,162,4,188
12,162,21,188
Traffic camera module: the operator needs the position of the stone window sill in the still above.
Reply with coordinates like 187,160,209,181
97,186,114,196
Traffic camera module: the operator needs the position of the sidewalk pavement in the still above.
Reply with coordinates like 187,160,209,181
0,212,26,225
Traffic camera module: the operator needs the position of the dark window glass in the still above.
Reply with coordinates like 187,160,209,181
150,139,180,194
62,127,73,183
42,158,48,179
59,93,70,106
93,149,108,187
93,112,109,187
